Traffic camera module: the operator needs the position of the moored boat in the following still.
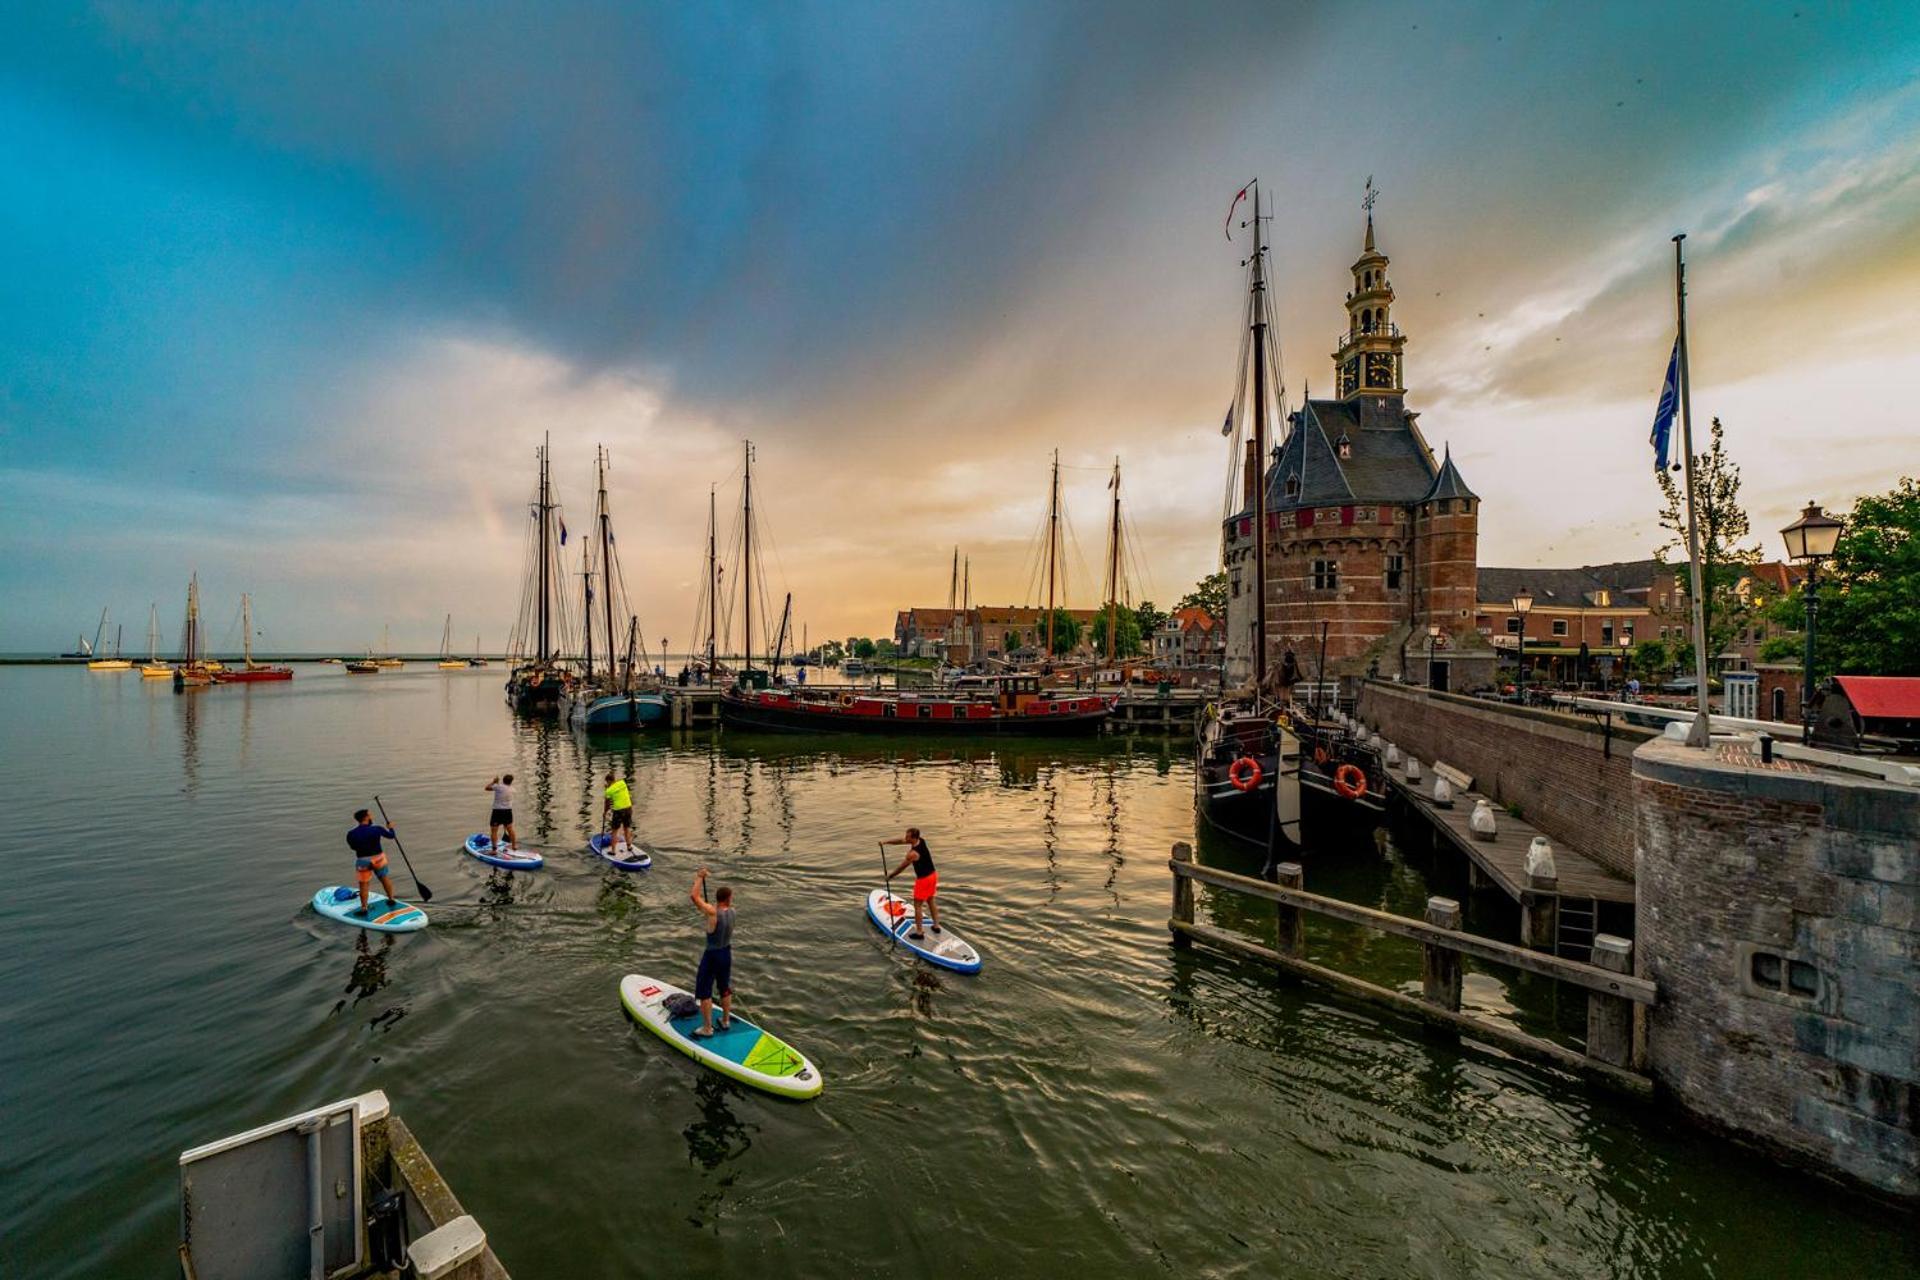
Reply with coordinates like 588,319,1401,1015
171,575,217,690
345,660,380,674
86,610,131,669
211,594,293,683
505,438,575,713
721,674,1114,736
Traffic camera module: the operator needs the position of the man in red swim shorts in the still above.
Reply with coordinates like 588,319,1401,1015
881,827,943,940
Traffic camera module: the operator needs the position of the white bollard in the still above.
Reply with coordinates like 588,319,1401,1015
1469,797,1499,841
1405,758,1423,783
1432,775,1454,808
1526,835,1558,881
1384,743,1403,767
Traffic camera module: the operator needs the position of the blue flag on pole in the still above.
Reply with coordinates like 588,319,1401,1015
560,518,569,545
1650,338,1679,471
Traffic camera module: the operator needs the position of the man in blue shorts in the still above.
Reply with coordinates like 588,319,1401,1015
346,808,399,916
689,867,734,1039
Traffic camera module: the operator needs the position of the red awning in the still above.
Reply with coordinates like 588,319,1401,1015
1834,675,1920,719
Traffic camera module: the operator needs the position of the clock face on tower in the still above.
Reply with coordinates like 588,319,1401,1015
1365,352,1397,389
1339,357,1359,398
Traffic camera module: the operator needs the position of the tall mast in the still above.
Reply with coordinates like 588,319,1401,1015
1105,457,1122,664
537,437,551,664
949,547,959,612
963,558,970,612
1673,234,1712,747
580,541,594,680
115,623,123,660
597,446,615,678
242,594,252,665
94,607,108,656
706,486,718,680
185,574,199,664
1045,449,1060,657
743,440,754,678
148,604,159,662
1250,182,1270,691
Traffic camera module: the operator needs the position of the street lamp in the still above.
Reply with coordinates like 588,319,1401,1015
1426,622,1441,689
1510,587,1533,699
1780,500,1844,742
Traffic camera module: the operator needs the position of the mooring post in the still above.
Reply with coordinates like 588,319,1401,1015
1274,862,1304,958
1586,934,1635,1068
1421,896,1463,1012
1521,870,1560,953
1170,842,1194,947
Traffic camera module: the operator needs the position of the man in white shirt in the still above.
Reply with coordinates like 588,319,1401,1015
484,773,516,850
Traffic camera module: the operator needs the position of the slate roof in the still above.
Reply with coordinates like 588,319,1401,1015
1255,395,1453,512
1476,560,1663,609
1421,447,1475,501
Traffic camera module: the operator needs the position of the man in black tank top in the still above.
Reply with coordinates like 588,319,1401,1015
690,868,734,1037
882,826,943,940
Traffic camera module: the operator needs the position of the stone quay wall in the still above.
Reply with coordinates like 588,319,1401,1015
1355,681,1656,878
1634,737,1919,1201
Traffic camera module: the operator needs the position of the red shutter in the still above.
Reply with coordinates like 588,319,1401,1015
1341,505,1355,526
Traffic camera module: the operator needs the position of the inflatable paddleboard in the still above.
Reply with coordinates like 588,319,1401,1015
618,973,822,1100
865,888,982,974
463,834,546,870
311,886,428,933
589,833,653,871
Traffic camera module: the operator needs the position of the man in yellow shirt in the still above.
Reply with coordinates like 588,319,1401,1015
603,771,634,854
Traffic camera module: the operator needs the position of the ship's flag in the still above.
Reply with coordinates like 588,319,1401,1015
1220,403,1235,437
560,518,569,545
1650,338,1679,471
1224,180,1253,240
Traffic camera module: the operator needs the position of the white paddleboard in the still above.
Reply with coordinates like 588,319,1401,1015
589,833,653,871
618,973,822,1100
311,886,428,933
463,834,545,870
865,888,981,973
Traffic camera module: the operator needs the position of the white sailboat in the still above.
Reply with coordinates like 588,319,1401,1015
140,604,171,677
438,615,466,669
87,608,132,670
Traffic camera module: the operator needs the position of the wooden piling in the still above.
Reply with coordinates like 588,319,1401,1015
1170,842,1194,948
1521,869,1559,953
1274,862,1304,958
1586,934,1635,1068
1422,897,1463,1012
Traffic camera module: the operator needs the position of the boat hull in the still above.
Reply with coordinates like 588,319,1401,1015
720,690,1112,736
213,668,293,683
567,691,669,730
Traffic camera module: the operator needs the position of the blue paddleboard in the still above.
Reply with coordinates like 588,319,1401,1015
311,886,428,932
589,833,653,871
464,834,545,870
865,888,982,973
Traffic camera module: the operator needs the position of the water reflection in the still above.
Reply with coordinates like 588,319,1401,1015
332,933,395,1016
682,1073,757,1173
177,687,202,795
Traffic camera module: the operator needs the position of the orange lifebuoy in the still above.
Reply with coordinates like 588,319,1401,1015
1312,745,1330,766
1228,757,1262,791
1333,763,1368,800
838,692,855,708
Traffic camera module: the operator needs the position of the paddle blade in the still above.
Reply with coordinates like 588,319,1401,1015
415,880,433,903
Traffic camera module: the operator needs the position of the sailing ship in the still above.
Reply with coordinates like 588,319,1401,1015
139,604,171,677
561,447,667,730
172,575,216,690
466,635,489,669
437,615,468,669
373,625,405,667
212,594,293,682
505,438,576,713
86,609,132,670
1193,181,1303,853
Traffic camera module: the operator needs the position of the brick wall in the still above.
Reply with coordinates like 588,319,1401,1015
1356,680,1656,877
1634,738,1920,1200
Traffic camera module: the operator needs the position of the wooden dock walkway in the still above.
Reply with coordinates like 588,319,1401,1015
1390,767,1634,961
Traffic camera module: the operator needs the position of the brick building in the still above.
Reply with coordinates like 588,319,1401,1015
1474,562,1656,681
895,605,1104,664
1224,210,1495,691
1153,607,1224,672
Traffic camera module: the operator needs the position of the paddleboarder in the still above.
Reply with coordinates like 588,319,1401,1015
603,771,634,855
346,808,400,917
484,773,516,851
881,827,942,940
689,867,733,1039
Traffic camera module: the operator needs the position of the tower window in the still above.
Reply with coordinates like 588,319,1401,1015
1385,555,1404,590
1336,434,1352,460
1311,560,1339,591
1284,475,1299,499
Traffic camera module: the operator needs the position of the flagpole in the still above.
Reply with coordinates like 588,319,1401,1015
1673,233,1712,747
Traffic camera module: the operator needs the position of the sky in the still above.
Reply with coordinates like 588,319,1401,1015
3,1,1918,653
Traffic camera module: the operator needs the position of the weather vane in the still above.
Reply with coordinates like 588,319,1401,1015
1362,175,1378,216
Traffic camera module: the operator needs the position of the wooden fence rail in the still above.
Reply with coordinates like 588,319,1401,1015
1168,843,1651,1093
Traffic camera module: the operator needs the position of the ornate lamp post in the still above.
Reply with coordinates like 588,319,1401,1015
1426,622,1441,688
1510,587,1533,699
1780,500,1844,742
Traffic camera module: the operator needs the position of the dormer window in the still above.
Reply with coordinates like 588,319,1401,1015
1284,475,1299,498
1336,434,1353,460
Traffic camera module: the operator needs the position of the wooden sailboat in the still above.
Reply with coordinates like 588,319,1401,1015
563,446,667,730
213,594,292,682
173,576,215,690
372,624,405,667
506,437,573,712
140,604,171,677
437,615,467,669
87,608,132,670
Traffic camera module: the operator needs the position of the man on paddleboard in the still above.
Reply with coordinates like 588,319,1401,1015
484,774,516,851
689,868,734,1039
346,809,400,917
882,827,943,940
602,771,634,855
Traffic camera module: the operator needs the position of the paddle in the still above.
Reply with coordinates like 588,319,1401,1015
878,842,899,949
372,795,432,903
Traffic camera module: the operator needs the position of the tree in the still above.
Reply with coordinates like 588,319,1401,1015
1090,608,1143,659
1003,630,1020,655
874,637,898,658
1757,634,1802,664
1655,416,1759,665
1766,477,1920,677
1133,601,1169,641
853,637,876,659
1045,609,1081,656
1632,637,1669,675
1176,572,1227,619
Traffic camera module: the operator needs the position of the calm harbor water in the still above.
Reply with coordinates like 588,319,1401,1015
0,665,1910,1278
